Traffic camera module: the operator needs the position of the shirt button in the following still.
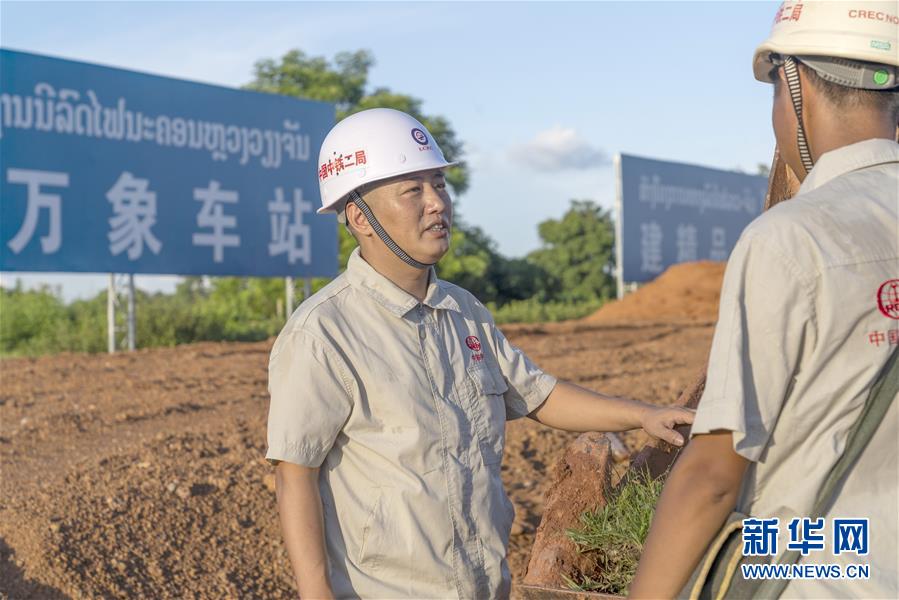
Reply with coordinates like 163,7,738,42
419,327,426,339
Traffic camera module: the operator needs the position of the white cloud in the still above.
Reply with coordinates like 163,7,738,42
509,125,609,172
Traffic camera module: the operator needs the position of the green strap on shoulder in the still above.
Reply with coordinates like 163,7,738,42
756,349,899,599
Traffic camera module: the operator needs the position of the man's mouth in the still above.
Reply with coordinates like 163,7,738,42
425,222,448,234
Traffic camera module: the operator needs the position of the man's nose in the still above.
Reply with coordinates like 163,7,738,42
423,184,449,214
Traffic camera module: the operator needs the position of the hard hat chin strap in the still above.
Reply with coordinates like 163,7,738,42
783,57,815,176
348,190,436,270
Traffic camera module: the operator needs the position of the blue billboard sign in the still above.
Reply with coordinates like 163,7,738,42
0,49,337,277
616,153,767,285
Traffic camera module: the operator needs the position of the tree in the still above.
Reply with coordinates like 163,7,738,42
527,200,616,302
248,50,371,113
436,221,497,302
0,282,70,355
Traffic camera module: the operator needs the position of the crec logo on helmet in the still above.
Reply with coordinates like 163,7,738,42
411,128,429,146
318,149,367,182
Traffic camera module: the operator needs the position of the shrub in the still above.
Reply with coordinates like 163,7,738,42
489,298,603,325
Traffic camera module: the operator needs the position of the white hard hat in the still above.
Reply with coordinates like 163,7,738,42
316,108,456,214
753,1,899,85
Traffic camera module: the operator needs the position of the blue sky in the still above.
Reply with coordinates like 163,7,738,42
1,0,779,300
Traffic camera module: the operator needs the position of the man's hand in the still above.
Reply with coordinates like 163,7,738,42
640,406,695,446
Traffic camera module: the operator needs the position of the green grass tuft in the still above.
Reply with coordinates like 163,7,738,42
564,471,664,596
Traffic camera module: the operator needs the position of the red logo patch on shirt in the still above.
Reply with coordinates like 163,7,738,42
465,335,484,362
877,279,899,320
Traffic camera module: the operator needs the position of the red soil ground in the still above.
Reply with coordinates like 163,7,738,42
0,262,724,598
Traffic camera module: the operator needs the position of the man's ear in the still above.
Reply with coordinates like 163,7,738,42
772,65,787,91
345,201,373,238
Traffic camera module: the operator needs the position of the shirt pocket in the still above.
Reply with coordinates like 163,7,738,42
358,486,414,574
358,487,385,569
465,363,509,466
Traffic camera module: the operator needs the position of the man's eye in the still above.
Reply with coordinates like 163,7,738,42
405,186,421,194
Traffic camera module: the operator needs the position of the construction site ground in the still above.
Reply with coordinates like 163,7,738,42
0,262,723,599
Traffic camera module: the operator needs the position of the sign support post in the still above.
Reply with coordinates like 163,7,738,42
127,274,136,351
285,276,295,321
107,274,137,353
614,154,625,300
107,274,116,354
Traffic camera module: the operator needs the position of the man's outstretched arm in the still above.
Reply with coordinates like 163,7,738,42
628,430,748,599
529,381,695,446
274,461,334,599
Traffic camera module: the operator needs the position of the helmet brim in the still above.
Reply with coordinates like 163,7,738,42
317,160,459,214
754,40,899,83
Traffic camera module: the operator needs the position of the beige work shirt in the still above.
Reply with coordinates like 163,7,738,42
266,248,557,599
692,139,899,598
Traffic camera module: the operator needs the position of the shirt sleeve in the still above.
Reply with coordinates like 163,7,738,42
265,328,355,467
691,231,816,462
491,324,558,420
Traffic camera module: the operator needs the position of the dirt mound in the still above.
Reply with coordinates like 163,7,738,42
587,261,725,324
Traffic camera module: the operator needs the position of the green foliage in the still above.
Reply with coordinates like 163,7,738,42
437,220,554,306
565,471,664,596
528,200,617,303
247,49,371,112
338,225,358,270
437,221,497,301
1,283,72,355
0,276,292,357
489,298,603,325
173,277,286,342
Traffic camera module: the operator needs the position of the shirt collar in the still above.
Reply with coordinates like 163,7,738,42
799,138,899,195
345,248,461,318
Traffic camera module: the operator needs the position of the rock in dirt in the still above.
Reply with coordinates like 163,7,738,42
620,366,706,486
523,432,613,588
606,433,629,463
523,365,710,592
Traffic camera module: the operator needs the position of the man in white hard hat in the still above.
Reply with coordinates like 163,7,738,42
631,1,899,598
265,108,694,599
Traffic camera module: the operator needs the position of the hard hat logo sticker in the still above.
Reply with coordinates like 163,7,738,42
318,149,367,181
411,128,429,146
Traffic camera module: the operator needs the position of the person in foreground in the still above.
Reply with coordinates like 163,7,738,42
265,107,694,599
630,1,899,598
